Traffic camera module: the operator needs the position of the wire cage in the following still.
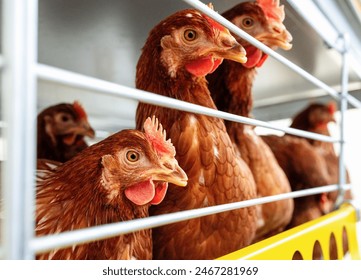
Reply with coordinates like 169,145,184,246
0,0,360,260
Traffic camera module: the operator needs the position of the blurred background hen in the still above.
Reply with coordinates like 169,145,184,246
263,102,352,227
37,101,95,163
262,102,352,258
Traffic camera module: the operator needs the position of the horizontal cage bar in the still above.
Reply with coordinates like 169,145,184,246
30,184,351,254
36,63,338,143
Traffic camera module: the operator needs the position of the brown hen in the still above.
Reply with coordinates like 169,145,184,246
207,0,294,241
262,134,332,227
37,101,95,162
36,117,188,260
262,102,351,259
136,7,258,260
290,102,352,204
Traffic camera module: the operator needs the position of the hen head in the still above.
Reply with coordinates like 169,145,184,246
38,101,95,147
291,102,337,132
100,116,188,206
222,0,292,68
137,5,247,82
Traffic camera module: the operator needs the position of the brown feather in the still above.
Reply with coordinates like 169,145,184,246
262,103,352,258
37,102,95,163
207,1,294,241
36,125,186,260
136,9,258,260
289,103,352,199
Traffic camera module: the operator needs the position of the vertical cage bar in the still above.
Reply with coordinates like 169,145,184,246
335,33,350,208
1,0,38,259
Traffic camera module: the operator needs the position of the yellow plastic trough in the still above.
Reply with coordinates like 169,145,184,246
218,204,360,260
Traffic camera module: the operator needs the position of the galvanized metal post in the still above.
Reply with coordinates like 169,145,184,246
335,33,350,208
1,0,38,259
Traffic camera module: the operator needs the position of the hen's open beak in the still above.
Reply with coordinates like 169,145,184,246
151,158,188,187
61,119,95,146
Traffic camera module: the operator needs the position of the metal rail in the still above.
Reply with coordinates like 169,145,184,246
1,0,38,260
336,33,350,207
0,55,4,68
30,184,350,254
36,64,337,143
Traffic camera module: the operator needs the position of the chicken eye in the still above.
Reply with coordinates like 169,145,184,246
61,115,70,122
126,150,140,162
242,17,254,28
184,29,198,41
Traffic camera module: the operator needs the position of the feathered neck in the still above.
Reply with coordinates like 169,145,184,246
135,38,218,131
302,127,334,152
136,44,215,106
225,61,257,118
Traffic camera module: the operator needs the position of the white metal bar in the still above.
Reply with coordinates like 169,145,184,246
30,184,350,254
0,121,7,128
36,64,337,143
0,55,4,68
336,34,350,207
1,0,38,260
180,0,361,109
23,0,39,261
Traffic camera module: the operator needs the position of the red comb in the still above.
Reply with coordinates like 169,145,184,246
144,116,176,157
202,3,227,32
327,102,337,115
256,0,285,22
73,101,88,120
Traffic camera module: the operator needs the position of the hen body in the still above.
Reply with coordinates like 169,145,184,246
262,103,352,223
37,102,95,163
290,103,352,195
261,134,332,227
36,118,187,260
136,8,258,260
207,0,294,240
262,103,351,258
